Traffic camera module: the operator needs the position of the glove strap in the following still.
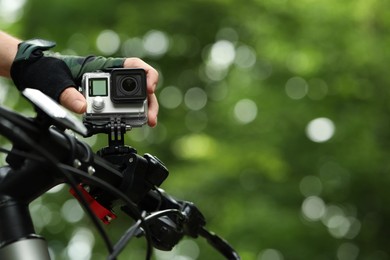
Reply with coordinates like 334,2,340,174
14,39,56,62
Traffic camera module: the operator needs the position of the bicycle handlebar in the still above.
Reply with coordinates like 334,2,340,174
0,92,240,259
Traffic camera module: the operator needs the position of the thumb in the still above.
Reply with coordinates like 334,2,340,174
59,87,87,114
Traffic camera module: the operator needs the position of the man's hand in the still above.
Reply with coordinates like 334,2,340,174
60,57,159,127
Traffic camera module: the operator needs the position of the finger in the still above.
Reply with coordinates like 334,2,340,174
147,93,159,127
145,67,159,94
59,87,87,114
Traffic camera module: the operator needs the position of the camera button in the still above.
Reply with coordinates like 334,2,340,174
92,97,105,112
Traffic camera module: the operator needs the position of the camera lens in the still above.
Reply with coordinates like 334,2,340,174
110,69,146,103
120,77,138,94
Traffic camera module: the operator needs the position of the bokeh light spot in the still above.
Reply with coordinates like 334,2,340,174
258,248,284,260
210,40,236,69
184,87,208,111
159,86,183,109
61,199,84,223
67,228,94,260
327,214,351,238
234,99,258,124
122,37,146,58
234,44,257,69
345,217,361,239
143,30,170,57
204,62,229,81
96,30,121,55
286,51,317,75
172,134,215,159
178,239,200,259
301,196,326,221
337,243,359,260
155,240,199,260
216,27,239,43
285,77,308,100
321,205,344,226
47,183,66,194
31,204,52,229
0,0,25,24
130,127,151,143
306,117,335,143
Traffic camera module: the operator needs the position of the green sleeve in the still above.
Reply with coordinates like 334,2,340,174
45,53,125,85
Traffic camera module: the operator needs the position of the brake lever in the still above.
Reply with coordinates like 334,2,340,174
134,189,241,259
182,201,241,259
199,227,241,260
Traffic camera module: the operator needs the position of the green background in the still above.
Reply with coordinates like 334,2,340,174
1,0,390,259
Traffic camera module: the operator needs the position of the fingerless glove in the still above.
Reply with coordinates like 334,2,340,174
10,39,76,102
11,39,126,102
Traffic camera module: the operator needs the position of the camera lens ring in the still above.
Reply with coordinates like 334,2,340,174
119,76,139,95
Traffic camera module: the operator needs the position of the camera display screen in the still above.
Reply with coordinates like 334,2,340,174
90,78,108,96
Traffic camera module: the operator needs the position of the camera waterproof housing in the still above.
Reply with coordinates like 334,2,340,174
81,68,148,128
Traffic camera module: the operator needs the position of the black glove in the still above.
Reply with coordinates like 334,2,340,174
10,39,76,102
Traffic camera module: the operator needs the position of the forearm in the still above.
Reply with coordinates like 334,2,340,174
0,31,21,78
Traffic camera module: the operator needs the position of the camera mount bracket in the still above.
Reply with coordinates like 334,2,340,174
84,117,132,147
107,117,131,147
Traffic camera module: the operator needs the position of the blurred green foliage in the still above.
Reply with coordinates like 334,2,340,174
2,0,390,259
